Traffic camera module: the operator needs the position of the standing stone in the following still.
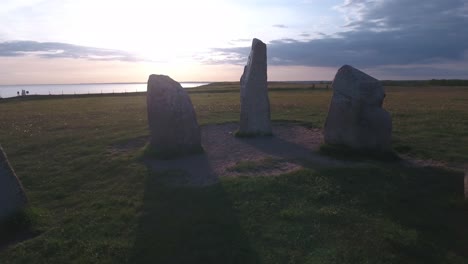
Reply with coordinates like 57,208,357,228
147,74,202,156
0,145,27,221
238,38,272,135
324,65,392,150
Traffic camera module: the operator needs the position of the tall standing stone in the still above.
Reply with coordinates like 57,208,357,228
238,38,272,135
147,74,202,157
0,145,27,221
324,65,392,150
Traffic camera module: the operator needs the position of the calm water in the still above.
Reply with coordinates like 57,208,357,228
0,82,209,98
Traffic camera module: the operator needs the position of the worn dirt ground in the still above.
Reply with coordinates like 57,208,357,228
112,122,468,188
141,123,364,186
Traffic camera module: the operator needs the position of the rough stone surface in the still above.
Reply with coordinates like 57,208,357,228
0,145,27,221
147,74,201,155
239,38,272,135
324,65,392,150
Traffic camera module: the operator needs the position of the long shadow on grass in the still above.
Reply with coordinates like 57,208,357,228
317,165,468,263
130,156,259,264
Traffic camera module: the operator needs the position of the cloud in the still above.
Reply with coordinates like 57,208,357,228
371,64,468,79
337,0,467,31
270,38,299,45
209,0,468,75
231,38,252,42
272,24,288,28
0,40,142,61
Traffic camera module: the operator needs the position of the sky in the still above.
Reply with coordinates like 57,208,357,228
0,0,467,84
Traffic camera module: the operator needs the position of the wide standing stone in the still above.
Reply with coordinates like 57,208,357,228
147,74,202,156
0,145,27,221
238,38,272,135
324,65,392,150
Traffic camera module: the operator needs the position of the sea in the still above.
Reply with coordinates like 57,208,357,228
0,82,210,99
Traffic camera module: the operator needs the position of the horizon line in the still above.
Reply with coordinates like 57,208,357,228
1,79,467,87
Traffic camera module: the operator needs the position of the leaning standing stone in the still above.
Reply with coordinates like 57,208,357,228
146,74,202,157
238,38,272,136
0,145,28,221
324,65,392,150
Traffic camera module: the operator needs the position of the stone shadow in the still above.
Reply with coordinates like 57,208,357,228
237,124,357,168
130,155,259,264
144,153,219,187
321,165,468,262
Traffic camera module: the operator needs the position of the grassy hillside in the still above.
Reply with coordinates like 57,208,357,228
0,84,467,263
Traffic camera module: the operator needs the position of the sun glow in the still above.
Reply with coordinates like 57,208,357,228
54,0,248,63
0,0,356,84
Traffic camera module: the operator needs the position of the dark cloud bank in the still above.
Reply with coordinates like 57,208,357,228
1,0,467,78
0,41,139,61
215,0,468,78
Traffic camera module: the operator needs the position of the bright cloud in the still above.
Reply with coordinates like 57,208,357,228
211,0,468,79
0,0,467,83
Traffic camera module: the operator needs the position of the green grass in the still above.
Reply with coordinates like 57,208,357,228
0,207,42,250
384,86,468,163
131,166,468,264
223,167,467,264
319,143,400,162
130,173,260,264
0,83,467,263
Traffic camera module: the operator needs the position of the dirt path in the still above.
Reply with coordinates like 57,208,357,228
144,123,358,186
112,122,468,188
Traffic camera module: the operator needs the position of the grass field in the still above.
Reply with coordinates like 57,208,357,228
0,83,467,263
